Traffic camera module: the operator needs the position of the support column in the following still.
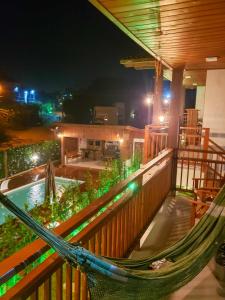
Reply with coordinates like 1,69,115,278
168,68,184,193
168,68,185,148
152,60,163,124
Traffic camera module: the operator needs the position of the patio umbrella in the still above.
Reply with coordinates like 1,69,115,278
45,160,56,202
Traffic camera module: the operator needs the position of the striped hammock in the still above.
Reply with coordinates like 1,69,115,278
0,185,225,300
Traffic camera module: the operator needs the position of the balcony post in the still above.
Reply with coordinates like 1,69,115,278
168,68,184,192
152,60,163,124
168,68,185,148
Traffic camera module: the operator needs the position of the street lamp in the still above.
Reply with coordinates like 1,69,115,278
145,95,153,106
159,115,165,123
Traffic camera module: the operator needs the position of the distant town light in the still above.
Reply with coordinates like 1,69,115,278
130,111,135,119
159,115,165,123
31,154,39,163
30,89,35,95
24,90,28,103
14,86,19,92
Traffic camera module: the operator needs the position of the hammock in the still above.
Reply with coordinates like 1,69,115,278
1,186,225,300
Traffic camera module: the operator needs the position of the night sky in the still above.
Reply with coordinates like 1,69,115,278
1,1,151,92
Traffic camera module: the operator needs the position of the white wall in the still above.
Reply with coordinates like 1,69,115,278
203,69,225,148
195,86,205,120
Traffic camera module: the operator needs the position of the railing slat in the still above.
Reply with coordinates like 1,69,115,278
44,278,51,300
66,264,72,300
56,267,63,300
30,290,39,300
74,269,81,300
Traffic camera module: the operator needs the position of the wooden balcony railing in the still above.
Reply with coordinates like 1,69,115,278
176,148,225,191
0,149,173,300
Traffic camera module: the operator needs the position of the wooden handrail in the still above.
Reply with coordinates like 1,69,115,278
0,149,173,286
209,138,225,153
178,148,224,155
177,157,225,164
192,178,223,182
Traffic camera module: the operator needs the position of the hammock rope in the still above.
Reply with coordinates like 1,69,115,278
0,185,225,299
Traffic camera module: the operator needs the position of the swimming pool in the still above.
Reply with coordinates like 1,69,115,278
0,177,82,225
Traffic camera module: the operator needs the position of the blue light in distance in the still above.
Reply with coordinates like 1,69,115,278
24,90,28,103
30,90,35,95
14,86,19,92
165,92,171,99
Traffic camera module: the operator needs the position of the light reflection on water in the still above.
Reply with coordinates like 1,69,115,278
0,178,77,225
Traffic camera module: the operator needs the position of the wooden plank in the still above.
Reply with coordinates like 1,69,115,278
30,290,39,300
56,268,63,300
74,269,81,300
44,278,51,300
66,264,72,300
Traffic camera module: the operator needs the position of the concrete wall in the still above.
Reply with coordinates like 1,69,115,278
195,86,205,120
203,69,225,148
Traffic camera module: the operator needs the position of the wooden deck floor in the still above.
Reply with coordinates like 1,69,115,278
130,193,224,299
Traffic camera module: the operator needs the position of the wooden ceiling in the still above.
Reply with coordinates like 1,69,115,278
89,0,225,71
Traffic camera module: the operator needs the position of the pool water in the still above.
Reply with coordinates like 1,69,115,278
0,177,82,225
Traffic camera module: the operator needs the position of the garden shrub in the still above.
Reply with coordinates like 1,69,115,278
7,140,60,176
0,151,5,179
